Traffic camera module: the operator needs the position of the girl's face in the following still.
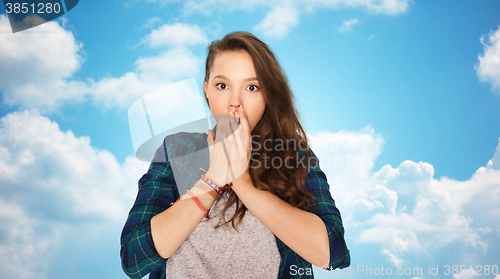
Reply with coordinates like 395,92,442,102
204,50,266,132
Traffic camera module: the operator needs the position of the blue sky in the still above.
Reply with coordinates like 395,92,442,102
0,0,500,278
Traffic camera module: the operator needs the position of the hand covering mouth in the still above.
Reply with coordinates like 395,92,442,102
229,106,241,125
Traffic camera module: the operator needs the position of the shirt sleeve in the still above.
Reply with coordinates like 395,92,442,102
305,149,351,270
120,141,179,279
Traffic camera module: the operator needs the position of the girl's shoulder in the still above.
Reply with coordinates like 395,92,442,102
296,146,320,171
163,131,209,153
152,131,209,162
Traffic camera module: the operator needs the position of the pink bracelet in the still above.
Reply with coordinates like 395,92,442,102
186,189,210,222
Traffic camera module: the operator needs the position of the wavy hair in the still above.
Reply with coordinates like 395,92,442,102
204,31,317,230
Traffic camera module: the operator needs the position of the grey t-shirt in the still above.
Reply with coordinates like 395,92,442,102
166,192,281,278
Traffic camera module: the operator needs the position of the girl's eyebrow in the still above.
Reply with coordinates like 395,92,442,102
212,75,259,82
244,77,259,82
212,75,227,80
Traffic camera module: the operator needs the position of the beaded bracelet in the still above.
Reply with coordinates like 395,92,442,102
200,175,231,194
199,168,233,194
186,189,210,222
195,180,218,199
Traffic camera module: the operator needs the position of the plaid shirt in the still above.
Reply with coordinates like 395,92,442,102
120,130,350,279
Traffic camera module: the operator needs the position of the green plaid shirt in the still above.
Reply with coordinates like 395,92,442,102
120,131,350,279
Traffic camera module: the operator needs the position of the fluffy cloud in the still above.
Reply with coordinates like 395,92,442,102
0,110,149,279
476,26,500,94
179,0,412,15
0,16,206,111
350,0,411,15
338,18,360,33
359,160,495,254
83,22,206,110
0,15,87,111
308,129,500,270
140,16,163,29
254,4,300,38
142,22,208,48
88,48,203,109
171,0,411,38
453,266,480,279
308,126,385,217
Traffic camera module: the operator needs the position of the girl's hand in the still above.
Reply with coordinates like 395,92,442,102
226,105,252,183
206,105,251,186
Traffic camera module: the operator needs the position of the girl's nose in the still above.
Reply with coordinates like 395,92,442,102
228,90,242,109
229,105,240,114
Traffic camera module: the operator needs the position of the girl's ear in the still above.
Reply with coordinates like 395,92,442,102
203,82,210,106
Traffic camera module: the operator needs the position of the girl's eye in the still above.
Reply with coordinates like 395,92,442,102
247,84,260,92
216,83,227,90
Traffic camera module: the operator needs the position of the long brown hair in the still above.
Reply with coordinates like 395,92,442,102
204,31,317,230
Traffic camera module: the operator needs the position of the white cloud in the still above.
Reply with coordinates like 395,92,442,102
476,26,500,94
254,5,300,39
381,248,404,268
182,0,269,14
88,23,207,110
0,15,87,111
338,18,360,33
166,0,411,38
0,109,150,220
140,16,163,29
89,48,203,109
142,22,208,48
354,156,500,263
453,266,479,279
0,16,206,111
0,110,149,278
357,0,412,15
262,0,410,37
308,128,500,269
81,22,207,110
180,0,412,15
308,126,385,218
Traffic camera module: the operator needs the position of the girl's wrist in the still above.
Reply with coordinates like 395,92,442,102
194,179,218,199
190,182,216,209
203,171,225,186
233,171,251,187
201,173,234,195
